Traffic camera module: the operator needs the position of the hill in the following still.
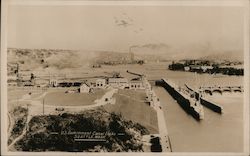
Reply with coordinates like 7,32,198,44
13,109,149,152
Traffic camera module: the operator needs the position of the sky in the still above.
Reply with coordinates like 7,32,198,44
7,5,244,55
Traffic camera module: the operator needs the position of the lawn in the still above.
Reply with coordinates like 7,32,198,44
43,89,106,106
8,87,46,102
103,89,158,134
8,90,31,102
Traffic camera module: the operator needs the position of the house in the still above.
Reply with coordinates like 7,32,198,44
96,78,106,88
129,80,144,89
49,79,58,87
79,83,90,93
23,80,34,86
108,78,128,89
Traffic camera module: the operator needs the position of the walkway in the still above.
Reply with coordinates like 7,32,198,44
153,98,172,152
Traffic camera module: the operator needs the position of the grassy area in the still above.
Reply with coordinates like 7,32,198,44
14,109,149,152
8,90,31,102
44,89,106,106
103,89,158,134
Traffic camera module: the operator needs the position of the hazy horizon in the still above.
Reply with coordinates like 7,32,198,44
8,5,244,59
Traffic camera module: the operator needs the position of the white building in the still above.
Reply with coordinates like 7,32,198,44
184,66,190,71
49,79,58,87
129,80,144,89
96,79,106,88
80,83,90,93
108,78,128,89
200,66,213,72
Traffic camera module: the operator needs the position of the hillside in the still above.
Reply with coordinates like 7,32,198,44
7,48,96,72
7,47,243,72
95,51,133,65
130,43,243,62
13,109,149,152
198,51,244,62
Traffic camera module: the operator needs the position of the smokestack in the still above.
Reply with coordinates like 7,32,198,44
129,46,135,62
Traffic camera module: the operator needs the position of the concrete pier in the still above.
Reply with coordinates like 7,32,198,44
155,79,204,121
144,78,172,152
185,84,223,114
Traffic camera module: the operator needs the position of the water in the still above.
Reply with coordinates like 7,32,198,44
98,62,243,152
154,87,243,152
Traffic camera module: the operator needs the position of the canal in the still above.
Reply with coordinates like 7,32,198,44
153,85,243,152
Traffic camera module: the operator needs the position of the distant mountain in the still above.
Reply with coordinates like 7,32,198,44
8,46,243,73
94,51,132,65
130,43,171,56
129,43,243,62
7,48,96,71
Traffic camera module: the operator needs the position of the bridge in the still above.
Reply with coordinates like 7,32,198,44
199,86,243,95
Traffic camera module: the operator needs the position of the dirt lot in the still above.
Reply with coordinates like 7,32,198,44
103,89,158,134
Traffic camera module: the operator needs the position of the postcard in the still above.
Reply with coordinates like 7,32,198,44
1,0,249,155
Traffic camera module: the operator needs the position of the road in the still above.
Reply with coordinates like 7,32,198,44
153,96,172,152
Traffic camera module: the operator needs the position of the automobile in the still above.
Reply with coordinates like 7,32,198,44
55,107,65,111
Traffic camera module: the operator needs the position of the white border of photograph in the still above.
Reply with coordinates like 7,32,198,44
1,0,249,156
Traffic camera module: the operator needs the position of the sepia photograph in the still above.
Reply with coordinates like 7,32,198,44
1,0,249,155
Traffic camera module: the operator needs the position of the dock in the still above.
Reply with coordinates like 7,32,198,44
144,78,172,152
185,84,223,114
155,79,204,121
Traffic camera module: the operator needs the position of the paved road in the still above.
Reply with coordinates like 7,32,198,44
153,96,172,152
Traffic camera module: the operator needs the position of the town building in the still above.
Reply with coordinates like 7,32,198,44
189,65,201,70
200,66,213,72
129,80,144,89
108,78,128,89
49,79,58,87
96,78,107,88
79,83,90,93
